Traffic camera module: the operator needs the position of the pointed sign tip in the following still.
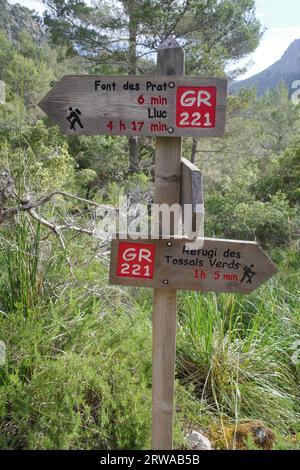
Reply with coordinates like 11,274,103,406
38,99,44,111
158,37,181,50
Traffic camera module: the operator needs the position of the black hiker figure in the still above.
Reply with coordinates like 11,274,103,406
66,107,83,131
241,264,256,284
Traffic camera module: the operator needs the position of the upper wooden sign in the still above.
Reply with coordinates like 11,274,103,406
39,75,228,137
109,237,277,294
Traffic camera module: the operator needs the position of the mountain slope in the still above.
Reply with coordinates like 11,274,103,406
231,39,300,97
0,0,46,43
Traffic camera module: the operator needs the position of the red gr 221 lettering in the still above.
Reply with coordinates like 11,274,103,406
176,86,217,128
116,242,156,279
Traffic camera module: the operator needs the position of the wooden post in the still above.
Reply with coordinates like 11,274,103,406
152,38,184,450
181,157,204,236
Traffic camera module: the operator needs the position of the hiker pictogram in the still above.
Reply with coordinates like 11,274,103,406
66,107,83,131
241,264,256,284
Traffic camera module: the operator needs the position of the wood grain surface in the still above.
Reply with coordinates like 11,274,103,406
151,38,183,451
109,236,278,294
39,75,227,137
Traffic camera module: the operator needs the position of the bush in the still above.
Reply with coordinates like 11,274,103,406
177,285,300,431
0,299,152,449
256,140,300,205
206,179,295,247
232,193,295,246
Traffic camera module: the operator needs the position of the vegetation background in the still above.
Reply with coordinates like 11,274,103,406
0,0,299,450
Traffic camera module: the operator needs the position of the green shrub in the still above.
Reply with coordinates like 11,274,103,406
0,300,152,449
0,217,42,315
256,140,300,205
177,284,300,431
232,193,295,246
206,185,295,247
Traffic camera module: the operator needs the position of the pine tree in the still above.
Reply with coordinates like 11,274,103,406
43,0,262,171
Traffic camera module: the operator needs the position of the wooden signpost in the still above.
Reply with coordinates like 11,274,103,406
181,157,204,235
181,158,203,211
40,39,278,451
39,75,227,137
109,237,278,294
151,39,184,450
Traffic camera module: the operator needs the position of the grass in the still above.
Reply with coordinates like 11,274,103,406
177,284,300,433
1,217,41,314
0,217,299,449
0,292,153,449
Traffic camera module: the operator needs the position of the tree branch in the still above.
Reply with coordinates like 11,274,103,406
0,191,113,224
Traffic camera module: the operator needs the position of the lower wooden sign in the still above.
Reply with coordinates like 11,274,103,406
109,237,277,294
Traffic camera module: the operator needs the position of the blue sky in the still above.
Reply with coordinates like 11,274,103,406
8,0,300,79
240,0,300,78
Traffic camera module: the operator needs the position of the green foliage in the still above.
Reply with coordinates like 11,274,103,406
256,140,300,205
177,283,300,431
0,298,153,449
0,217,41,315
184,0,261,75
77,169,97,191
0,30,57,126
30,145,76,194
273,432,300,450
0,0,299,452
192,84,300,182
1,218,297,449
22,119,67,153
43,0,261,76
233,193,295,246
72,135,129,194
0,29,83,133
205,171,295,246
252,82,300,154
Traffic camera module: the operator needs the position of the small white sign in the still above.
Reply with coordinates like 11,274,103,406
0,81,5,104
291,80,300,105
0,340,6,365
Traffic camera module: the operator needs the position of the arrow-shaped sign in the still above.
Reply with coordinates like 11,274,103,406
109,237,277,294
39,75,227,137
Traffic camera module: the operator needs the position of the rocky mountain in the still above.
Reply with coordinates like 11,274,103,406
231,39,300,98
0,0,46,43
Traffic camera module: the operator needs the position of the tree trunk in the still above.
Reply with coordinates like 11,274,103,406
127,2,140,173
191,137,197,163
128,136,139,173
